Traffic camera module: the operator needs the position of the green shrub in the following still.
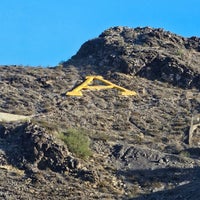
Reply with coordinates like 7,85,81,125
59,128,92,159
179,150,190,158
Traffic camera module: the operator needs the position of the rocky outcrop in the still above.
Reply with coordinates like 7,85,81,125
65,26,200,89
0,122,79,173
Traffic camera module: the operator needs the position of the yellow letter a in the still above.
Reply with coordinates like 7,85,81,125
66,76,137,96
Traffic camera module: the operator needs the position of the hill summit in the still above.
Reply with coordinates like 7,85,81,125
65,26,200,90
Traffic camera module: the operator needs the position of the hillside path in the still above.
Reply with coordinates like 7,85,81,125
0,112,31,122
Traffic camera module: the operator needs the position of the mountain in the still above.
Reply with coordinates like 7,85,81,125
0,26,200,199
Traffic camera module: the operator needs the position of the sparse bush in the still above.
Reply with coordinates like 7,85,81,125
179,150,190,158
176,49,184,58
59,128,92,159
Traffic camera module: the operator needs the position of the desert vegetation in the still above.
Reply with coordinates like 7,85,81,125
59,128,92,159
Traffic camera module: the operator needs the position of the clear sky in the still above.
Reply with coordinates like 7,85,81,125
0,0,200,67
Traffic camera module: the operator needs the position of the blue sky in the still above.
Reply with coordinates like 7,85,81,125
0,0,200,67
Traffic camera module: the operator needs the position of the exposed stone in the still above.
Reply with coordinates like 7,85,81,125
1,122,79,174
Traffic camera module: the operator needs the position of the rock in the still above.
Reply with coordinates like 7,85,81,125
75,169,97,183
0,125,6,138
67,156,80,169
1,122,79,174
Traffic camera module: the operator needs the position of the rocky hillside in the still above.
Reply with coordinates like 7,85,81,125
0,26,200,200
65,26,200,90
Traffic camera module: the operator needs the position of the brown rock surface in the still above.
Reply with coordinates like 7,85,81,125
0,26,200,199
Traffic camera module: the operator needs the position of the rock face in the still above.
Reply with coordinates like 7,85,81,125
65,26,200,89
0,122,79,173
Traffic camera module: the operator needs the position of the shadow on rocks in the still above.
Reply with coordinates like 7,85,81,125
117,167,200,200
